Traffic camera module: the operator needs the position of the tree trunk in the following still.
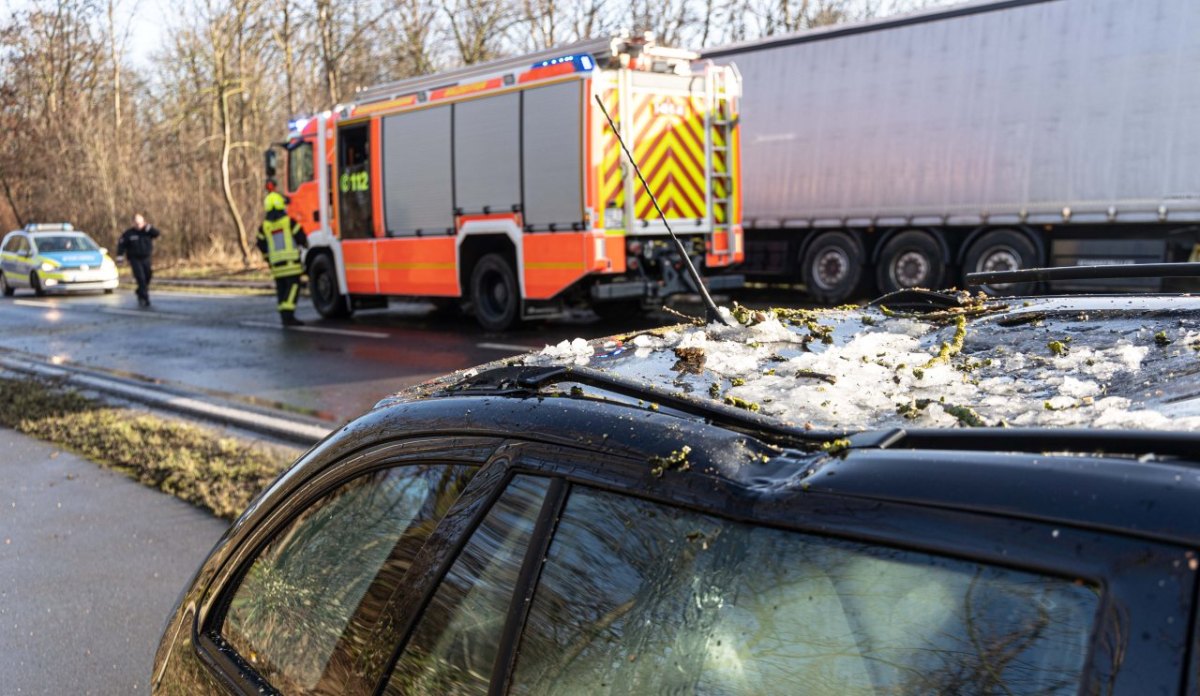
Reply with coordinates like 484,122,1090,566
219,83,252,265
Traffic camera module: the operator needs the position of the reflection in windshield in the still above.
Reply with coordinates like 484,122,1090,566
512,487,1097,696
34,235,99,252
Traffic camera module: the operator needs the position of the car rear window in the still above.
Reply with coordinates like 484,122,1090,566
510,486,1098,695
215,463,475,693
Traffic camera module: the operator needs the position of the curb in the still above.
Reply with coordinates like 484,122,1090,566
0,354,330,446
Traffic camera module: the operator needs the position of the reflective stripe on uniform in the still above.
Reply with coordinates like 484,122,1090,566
278,281,299,311
260,217,303,278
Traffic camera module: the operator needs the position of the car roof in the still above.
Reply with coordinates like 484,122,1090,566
273,386,1200,550
489,292,1200,434
328,290,1200,546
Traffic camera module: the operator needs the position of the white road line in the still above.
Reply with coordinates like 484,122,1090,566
239,320,388,339
155,291,269,299
12,299,59,308
477,342,538,353
101,307,189,320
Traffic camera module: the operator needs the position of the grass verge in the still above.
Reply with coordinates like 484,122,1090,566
0,375,294,520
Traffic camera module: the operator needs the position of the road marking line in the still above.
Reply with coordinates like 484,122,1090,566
239,320,388,339
13,299,59,308
478,342,538,353
156,291,271,299
101,308,189,320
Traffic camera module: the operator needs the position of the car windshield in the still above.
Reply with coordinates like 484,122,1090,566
34,235,98,252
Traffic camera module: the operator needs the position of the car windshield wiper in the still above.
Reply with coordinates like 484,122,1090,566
966,262,1200,287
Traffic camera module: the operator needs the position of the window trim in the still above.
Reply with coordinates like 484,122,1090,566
192,436,503,696
369,460,569,696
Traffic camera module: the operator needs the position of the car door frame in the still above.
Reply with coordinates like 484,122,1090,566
365,439,1195,696
179,435,506,695
2,233,32,287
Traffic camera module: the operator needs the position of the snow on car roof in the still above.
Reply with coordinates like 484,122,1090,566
525,294,1200,432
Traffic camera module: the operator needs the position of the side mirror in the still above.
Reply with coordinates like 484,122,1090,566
264,149,277,178
99,247,109,255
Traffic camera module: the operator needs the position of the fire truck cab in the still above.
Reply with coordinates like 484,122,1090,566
269,36,743,331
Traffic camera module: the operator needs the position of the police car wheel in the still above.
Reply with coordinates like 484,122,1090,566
30,272,45,297
0,272,12,297
470,253,520,332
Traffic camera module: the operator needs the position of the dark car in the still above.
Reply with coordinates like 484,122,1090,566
153,289,1200,695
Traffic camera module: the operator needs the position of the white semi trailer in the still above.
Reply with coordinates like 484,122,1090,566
704,0,1200,301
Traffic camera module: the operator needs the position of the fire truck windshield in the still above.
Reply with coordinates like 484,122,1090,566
287,140,314,192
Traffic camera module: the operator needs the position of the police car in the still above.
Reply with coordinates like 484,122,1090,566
0,223,120,296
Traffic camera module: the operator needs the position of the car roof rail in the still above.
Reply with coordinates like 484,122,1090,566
966,262,1200,287
452,364,851,447
453,365,1200,460
879,427,1200,461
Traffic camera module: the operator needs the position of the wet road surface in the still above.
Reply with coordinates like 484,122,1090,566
0,426,229,694
0,288,677,423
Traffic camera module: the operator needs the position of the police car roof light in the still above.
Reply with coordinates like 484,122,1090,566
25,223,74,232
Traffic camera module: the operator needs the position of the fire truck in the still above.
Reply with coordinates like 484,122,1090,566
267,36,744,331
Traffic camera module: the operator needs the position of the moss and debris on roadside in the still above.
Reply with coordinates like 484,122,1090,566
0,376,294,520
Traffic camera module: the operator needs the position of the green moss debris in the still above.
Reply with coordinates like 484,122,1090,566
0,376,293,519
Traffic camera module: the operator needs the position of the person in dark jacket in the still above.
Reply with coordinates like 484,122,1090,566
116,213,161,307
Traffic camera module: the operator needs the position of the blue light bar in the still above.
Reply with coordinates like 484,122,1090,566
531,53,595,73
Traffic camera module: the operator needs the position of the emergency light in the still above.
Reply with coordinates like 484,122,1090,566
530,54,594,73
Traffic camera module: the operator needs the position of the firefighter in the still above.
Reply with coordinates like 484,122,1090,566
257,183,308,326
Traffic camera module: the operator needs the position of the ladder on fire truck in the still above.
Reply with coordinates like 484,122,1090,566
707,63,740,263
352,36,699,109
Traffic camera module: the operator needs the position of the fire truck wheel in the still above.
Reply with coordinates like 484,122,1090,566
470,253,520,332
876,230,945,294
962,229,1039,296
801,231,863,305
310,253,351,318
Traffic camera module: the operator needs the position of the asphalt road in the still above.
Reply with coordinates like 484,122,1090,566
0,286,675,423
0,426,229,694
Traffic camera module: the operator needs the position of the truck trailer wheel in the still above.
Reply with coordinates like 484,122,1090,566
876,230,945,293
802,231,863,305
309,253,351,318
963,230,1039,296
470,253,520,332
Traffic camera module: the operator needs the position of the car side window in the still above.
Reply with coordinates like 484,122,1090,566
510,486,1099,696
1,236,13,253
214,464,475,694
385,475,551,695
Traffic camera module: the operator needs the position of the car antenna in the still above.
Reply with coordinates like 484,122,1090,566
594,95,733,326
